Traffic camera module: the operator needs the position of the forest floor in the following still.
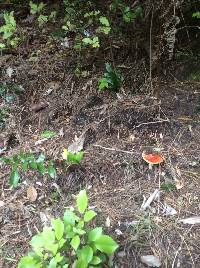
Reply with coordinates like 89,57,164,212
0,20,200,268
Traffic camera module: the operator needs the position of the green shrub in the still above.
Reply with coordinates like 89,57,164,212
0,11,19,48
18,189,118,268
99,63,123,91
0,151,56,187
110,0,143,23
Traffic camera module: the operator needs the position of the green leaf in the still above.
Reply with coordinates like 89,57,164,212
78,246,93,264
51,218,64,240
0,157,11,164
99,253,107,263
38,2,46,12
193,11,200,18
21,161,28,171
94,235,118,254
30,227,57,255
64,209,79,225
54,252,63,263
96,26,111,34
41,130,57,139
48,164,56,179
37,162,47,175
105,63,112,73
18,256,41,268
99,78,109,91
91,37,100,48
90,256,102,265
29,161,38,169
58,238,66,249
65,228,75,239
13,154,20,163
99,16,110,27
0,43,5,49
88,227,102,242
77,220,84,229
82,37,92,45
74,259,87,268
10,169,20,187
84,210,97,222
67,151,84,164
161,183,176,191
48,258,57,268
38,15,48,27
76,190,88,214
70,235,80,251
73,227,86,235
29,1,38,14
30,233,44,249
36,153,45,163
46,243,58,256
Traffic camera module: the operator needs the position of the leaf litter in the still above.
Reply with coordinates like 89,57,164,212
141,255,161,267
27,185,38,202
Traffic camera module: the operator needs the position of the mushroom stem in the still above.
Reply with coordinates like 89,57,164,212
149,163,153,170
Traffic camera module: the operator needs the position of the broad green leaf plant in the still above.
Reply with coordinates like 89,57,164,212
99,63,123,92
110,0,143,23
62,0,111,49
62,149,84,164
0,11,19,49
0,151,56,187
18,189,118,268
29,1,55,27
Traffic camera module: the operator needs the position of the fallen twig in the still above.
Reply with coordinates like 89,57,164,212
93,144,134,154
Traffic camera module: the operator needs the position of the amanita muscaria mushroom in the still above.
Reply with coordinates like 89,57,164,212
142,150,164,169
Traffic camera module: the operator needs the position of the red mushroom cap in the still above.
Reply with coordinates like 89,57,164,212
142,151,164,165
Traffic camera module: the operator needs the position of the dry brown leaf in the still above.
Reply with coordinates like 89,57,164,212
27,185,38,202
175,179,184,190
45,81,60,96
30,101,48,112
0,201,5,207
68,133,85,153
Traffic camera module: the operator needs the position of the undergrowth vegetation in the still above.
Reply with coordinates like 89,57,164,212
0,151,56,187
0,1,200,267
18,190,118,268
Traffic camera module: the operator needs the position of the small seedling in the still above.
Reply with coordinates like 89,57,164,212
74,68,89,78
29,1,46,15
122,5,143,23
110,1,143,23
82,36,100,48
160,183,176,191
37,14,48,27
29,1,51,27
192,11,200,19
99,63,123,91
0,82,24,102
0,11,19,48
0,151,56,187
41,130,57,139
131,214,156,246
96,16,111,34
62,149,84,164
18,189,118,268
